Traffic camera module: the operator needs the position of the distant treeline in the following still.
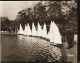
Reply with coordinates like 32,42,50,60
1,1,77,33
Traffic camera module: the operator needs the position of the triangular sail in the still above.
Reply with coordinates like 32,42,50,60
24,24,28,35
27,23,31,35
52,21,62,44
37,22,42,37
17,22,62,44
49,21,54,42
32,22,37,36
17,24,24,34
42,23,47,38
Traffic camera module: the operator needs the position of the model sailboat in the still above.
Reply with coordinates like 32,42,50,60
42,23,47,38
37,22,43,37
17,24,24,34
32,22,37,36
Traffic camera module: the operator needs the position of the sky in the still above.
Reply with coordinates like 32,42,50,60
0,1,39,20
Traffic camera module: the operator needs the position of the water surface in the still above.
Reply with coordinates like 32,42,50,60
1,34,62,62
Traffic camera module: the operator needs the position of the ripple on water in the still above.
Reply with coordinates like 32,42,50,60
1,35,62,62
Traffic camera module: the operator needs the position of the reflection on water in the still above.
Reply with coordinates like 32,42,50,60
1,34,62,62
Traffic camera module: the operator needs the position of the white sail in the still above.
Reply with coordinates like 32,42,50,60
17,24,24,34
52,21,62,44
49,21,54,42
32,22,37,36
37,22,42,37
42,23,47,38
27,23,31,36
24,24,28,35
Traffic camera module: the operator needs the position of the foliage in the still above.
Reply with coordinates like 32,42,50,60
1,1,77,33
1,17,10,31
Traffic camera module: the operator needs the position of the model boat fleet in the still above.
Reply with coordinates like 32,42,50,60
17,21,62,44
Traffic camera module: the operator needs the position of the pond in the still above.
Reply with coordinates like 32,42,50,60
1,34,63,63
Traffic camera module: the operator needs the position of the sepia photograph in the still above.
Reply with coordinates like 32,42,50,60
0,0,77,63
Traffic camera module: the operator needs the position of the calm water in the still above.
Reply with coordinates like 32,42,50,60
1,34,62,62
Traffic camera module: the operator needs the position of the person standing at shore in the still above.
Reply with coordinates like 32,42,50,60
66,29,74,49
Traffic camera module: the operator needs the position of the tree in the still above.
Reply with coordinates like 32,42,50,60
15,1,77,31
34,2,47,25
16,8,33,29
61,0,77,27
1,17,10,31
